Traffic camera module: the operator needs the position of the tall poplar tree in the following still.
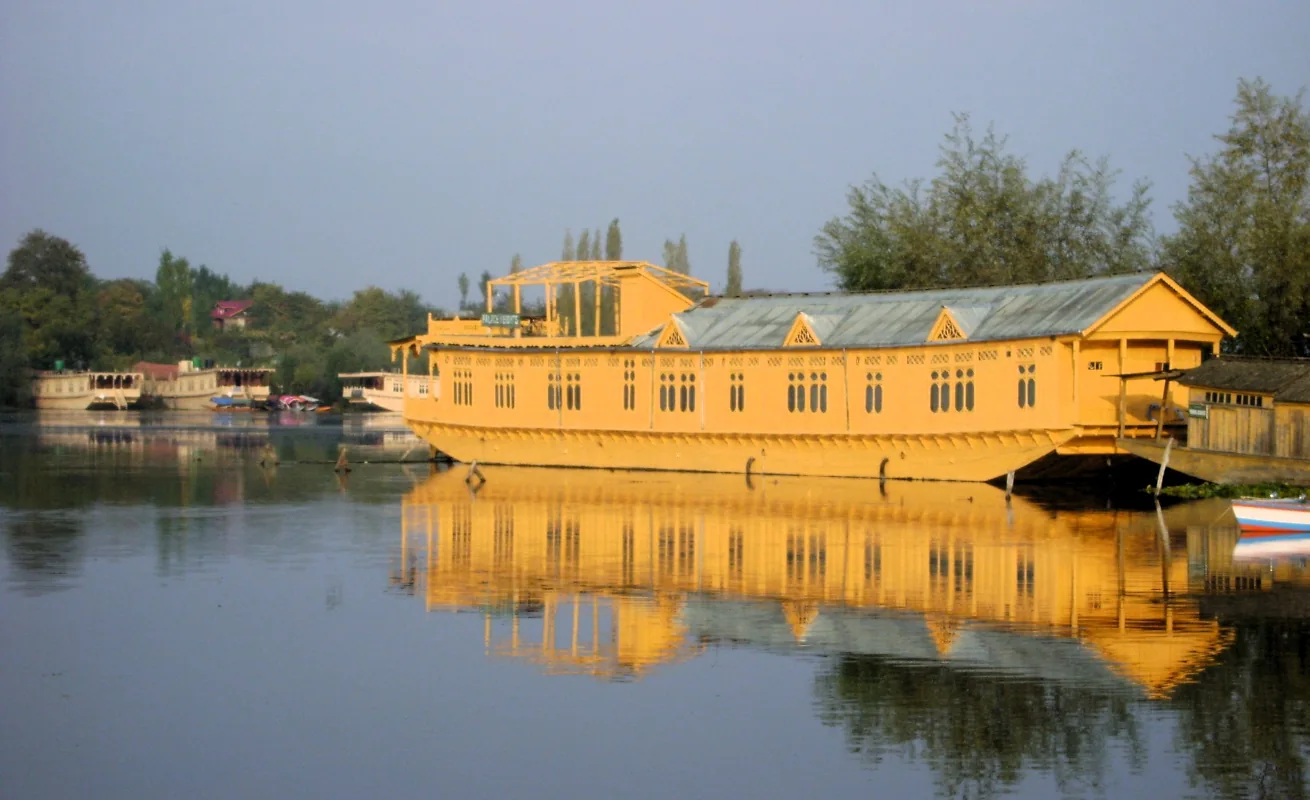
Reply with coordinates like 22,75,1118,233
726,240,743,296
605,219,623,260
561,229,575,262
457,272,470,310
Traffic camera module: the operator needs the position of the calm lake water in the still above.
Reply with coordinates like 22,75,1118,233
2,411,1308,800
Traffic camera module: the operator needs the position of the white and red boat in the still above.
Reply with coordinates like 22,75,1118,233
1230,496,1310,560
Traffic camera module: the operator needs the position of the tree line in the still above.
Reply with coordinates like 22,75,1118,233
0,234,445,406
815,77,1309,356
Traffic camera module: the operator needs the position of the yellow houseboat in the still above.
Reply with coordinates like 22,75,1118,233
30,370,144,410
392,262,1234,482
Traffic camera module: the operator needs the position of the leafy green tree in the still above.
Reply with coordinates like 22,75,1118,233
1162,78,1310,356
605,218,623,260
561,229,576,262
96,279,159,358
0,304,30,406
726,240,743,296
814,114,1153,292
0,229,94,297
510,254,523,274
1,230,98,368
246,282,332,347
332,286,431,341
590,229,602,261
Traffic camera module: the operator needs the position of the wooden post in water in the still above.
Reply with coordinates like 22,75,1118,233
1005,470,1015,501
1154,437,1173,496
335,447,351,473
1154,378,1171,440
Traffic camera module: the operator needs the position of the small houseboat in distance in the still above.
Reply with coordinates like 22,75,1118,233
390,261,1234,482
31,369,144,410
338,371,430,412
1117,357,1310,485
135,360,274,410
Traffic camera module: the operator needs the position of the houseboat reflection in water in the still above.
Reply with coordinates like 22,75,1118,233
395,466,1310,696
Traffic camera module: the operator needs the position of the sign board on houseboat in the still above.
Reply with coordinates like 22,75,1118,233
1188,402,1208,419
481,313,521,328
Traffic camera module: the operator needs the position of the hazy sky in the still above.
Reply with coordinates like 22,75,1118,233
2,1,1307,305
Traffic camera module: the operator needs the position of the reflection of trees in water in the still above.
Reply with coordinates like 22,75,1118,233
1170,621,1310,800
815,621,1310,800
812,655,1145,799
2,513,86,595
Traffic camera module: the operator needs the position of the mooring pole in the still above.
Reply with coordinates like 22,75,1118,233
1005,470,1015,501
1154,437,1173,497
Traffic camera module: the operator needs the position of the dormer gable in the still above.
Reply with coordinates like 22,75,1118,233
655,316,689,348
928,306,968,342
783,312,821,347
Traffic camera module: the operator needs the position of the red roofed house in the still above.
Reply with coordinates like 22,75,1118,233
211,299,253,331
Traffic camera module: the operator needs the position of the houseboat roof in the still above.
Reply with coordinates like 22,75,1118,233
631,271,1212,350
1179,356,1310,401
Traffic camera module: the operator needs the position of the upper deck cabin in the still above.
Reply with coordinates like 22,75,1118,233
394,262,1235,477
417,261,710,347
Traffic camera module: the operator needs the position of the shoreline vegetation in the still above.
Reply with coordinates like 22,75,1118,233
2,78,1306,410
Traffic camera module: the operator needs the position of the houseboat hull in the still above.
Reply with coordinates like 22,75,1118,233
351,395,405,413
1117,438,1310,486
34,393,137,411
407,420,1077,483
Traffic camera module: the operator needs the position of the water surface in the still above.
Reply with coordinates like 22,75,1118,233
2,412,1308,799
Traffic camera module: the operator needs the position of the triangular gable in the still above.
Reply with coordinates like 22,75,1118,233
781,601,818,642
927,306,968,342
783,312,821,347
656,316,689,348
925,616,961,656
1083,273,1237,339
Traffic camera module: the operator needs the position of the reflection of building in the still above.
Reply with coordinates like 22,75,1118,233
397,467,1308,696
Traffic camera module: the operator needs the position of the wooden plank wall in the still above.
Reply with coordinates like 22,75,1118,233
1192,406,1276,455
1276,404,1310,459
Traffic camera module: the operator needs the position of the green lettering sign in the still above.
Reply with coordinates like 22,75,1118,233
481,313,521,328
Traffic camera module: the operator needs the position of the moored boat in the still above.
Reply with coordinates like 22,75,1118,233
1230,496,1310,534
31,369,144,410
391,262,1235,482
138,361,273,410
